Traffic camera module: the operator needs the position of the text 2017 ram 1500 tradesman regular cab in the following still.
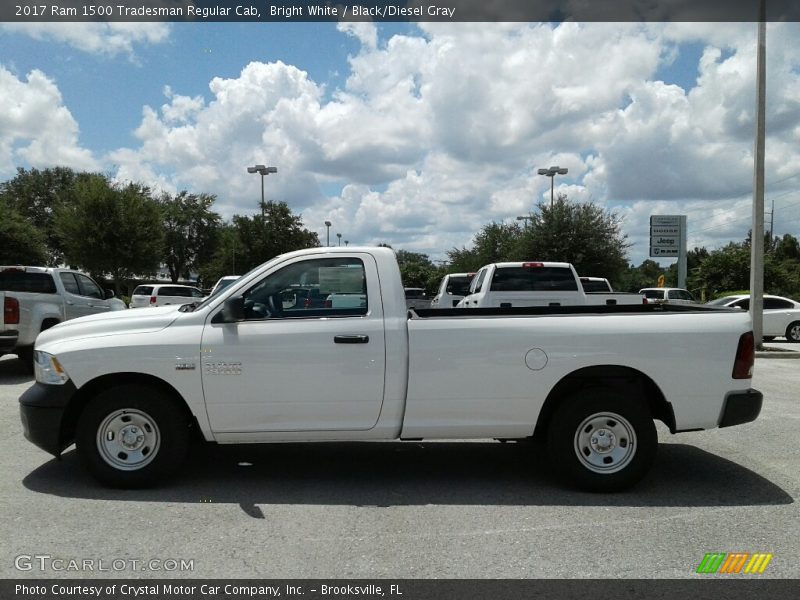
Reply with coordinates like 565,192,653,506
20,247,762,491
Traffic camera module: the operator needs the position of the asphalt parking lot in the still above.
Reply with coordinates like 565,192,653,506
1,351,798,580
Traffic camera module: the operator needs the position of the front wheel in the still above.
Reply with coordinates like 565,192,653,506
76,385,190,488
546,389,657,492
785,321,800,343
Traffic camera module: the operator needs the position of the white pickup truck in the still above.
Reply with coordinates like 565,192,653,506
1,266,124,369
20,247,761,492
458,262,644,308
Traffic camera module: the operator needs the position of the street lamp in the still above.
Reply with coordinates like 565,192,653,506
246,164,277,216
324,221,332,247
537,166,568,208
336,233,342,246
516,215,532,228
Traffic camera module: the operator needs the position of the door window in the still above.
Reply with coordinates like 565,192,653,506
764,298,793,310
59,272,81,295
241,257,367,320
76,274,103,299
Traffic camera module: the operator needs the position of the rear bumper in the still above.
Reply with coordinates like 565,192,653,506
0,331,18,354
19,381,77,456
719,389,763,428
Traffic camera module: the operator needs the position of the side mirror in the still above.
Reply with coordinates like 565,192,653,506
104,289,115,299
222,296,245,322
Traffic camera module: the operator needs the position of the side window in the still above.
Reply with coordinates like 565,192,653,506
764,298,792,310
164,287,189,297
191,288,205,298
241,257,368,320
76,274,103,299
59,272,80,295
732,299,750,310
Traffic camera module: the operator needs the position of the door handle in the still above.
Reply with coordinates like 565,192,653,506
334,335,370,344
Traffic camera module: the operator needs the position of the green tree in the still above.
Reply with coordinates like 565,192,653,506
0,167,79,265
395,250,438,291
694,239,799,299
212,201,319,276
516,195,631,284
197,224,239,287
56,175,163,293
447,221,524,272
0,200,49,264
618,259,666,293
160,191,222,282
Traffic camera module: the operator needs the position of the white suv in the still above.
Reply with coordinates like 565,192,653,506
129,284,205,308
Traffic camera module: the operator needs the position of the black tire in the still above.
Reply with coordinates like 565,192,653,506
546,388,657,492
16,347,34,374
76,385,190,488
785,321,800,343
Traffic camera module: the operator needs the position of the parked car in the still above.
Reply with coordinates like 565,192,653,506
639,288,697,305
430,273,475,308
0,266,123,368
210,275,239,297
404,287,430,311
129,284,205,308
458,262,644,308
705,294,800,342
22,246,760,492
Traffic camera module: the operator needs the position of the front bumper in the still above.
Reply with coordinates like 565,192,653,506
19,381,78,456
719,388,763,428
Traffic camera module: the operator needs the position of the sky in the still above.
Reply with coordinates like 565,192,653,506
1,20,799,266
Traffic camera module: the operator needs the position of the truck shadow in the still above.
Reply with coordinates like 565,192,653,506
22,441,793,510
0,355,32,385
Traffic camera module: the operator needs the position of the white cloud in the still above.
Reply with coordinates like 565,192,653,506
0,22,170,58
91,22,800,264
0,66,98,173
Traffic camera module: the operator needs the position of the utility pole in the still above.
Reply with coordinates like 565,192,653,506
749,5,766,348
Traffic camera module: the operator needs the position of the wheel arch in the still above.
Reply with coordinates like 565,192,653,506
61,372,203,450
532,365,675,441
40,317,61,332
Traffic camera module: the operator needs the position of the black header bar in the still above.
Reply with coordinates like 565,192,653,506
2,1,799,23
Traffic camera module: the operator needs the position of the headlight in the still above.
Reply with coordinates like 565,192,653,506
34,351,70,385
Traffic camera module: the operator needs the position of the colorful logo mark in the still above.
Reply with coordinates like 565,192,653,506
697,552,773,574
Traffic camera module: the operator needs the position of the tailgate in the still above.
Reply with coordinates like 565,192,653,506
486,292,582,307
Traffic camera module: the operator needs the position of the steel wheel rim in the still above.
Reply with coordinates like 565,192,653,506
96,409,160,471
789,324,800,342
574,411,636,474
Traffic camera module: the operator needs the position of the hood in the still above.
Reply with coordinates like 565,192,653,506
36,305,184,349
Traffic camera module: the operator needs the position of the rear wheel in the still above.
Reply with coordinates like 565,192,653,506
785,321,800,343
546,389,657,492
76,385,190,488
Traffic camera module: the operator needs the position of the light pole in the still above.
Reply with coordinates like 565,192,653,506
246,164,277,216
537,166,568,208
324,221,332,247
336,233,342,246
516,215,532,228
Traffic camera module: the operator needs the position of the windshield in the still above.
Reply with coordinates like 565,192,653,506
191,260,281,311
